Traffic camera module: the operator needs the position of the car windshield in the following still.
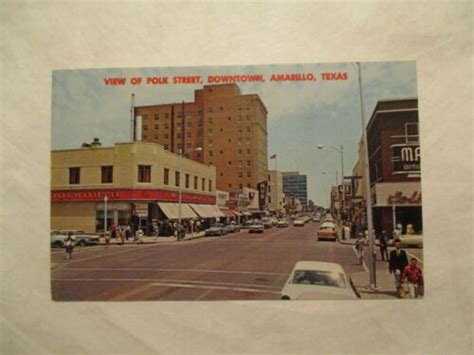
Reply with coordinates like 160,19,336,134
291,270,347,288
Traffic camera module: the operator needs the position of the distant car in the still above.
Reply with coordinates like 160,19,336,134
293,219,305,227
242,220,256,229
205,226,227,236
317,222,337,241
270,218,279,226
223,224,241,233
261,219,273,229
277,220,289,228
388,234,423,248
281,261,358,300
248,223,264,234
50,230,100,247
312,216,321,223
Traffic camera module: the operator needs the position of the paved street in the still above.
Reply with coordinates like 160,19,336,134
52,222,369,301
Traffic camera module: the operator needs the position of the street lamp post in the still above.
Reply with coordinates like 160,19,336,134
104,195,108,235
354,61,376,289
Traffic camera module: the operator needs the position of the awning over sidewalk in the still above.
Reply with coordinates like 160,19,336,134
158,202,198,219
189,203,223,218
220,209,235,217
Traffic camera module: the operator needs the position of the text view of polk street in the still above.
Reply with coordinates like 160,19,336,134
51,62,423,301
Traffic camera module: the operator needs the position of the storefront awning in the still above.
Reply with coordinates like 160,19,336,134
220,209,235,218
158,202,198,219
190,204,225,218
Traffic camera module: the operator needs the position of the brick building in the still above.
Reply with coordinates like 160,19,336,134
366,98,422,234
135,84,268,195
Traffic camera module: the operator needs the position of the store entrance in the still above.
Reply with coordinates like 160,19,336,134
396,206,423,234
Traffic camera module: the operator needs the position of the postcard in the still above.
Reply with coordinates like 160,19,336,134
50,62,423,301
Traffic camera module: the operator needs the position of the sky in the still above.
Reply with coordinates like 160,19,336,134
52,61,417,207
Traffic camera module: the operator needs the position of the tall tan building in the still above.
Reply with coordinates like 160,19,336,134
135,84,268,194
267,170,285,213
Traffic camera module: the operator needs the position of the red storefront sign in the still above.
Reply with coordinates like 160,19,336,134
51,188,216,204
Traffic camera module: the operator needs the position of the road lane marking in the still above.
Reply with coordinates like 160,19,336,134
352,246,369,272
195,289,214,300
51,278,282,291
108,283,155,301
149,282,281,295
62,268,289,277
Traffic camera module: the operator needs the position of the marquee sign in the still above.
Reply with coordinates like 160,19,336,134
391,144,420,174
51,188,216,204
387,191,422,204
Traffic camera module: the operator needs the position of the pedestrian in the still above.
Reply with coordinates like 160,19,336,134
379,230,389,262
355,233,367,266
125,224,131,241
111,223,117,239
119,229,125,245
401,257,423,298
389,239,409,298
134,228,144,244
64,231,75,259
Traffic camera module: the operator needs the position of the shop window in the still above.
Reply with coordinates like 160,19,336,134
101,166,113,184
138,165,151,183
208,180,212,192
185,174,190,189
194,176,198,189
164,168,169,185
201,178,205,191
69,167,80,185
175,171,180,187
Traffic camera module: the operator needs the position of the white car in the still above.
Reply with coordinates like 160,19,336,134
51,230,100,247
281,261,358,300
293,219,305,227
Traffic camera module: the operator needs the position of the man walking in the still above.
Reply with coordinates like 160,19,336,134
379,230,389,261
401,258,423,298
355,233,367,266
389,239,409,297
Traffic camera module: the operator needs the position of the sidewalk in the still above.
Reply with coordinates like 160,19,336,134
99,231,206,245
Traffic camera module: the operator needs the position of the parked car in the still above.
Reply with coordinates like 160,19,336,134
204,226,227,236
248,223,264,234
281,261,358,300
317,222,337,241
50,230,100,247
293,219,305,227
270,218,279,226
312,216,321,223
388,234,423,248
242,220,256,229
261,219,273,229
277,220,289,228
223,224,241,233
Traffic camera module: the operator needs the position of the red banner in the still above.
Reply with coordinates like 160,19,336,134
51,188,216,204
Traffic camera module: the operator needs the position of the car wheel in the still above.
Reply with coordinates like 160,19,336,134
79,240,87,246
281,295,290,300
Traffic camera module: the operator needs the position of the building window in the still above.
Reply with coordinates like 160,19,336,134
69,167,80,185
164,168,169,185
138,165,151,183
143,135,148,140
175,171,180,187
239,183,243,189
208,117,213,123
406,123,419,143
247,172,251,178
198,120,203,127
247,160,251,166
247,149,251,154
247,183,251,188
228,116,231,121
246,138,250,144
228,184,232,188
220,128,223,132
238,171,243,178
268,196,272,203
201,178,205,191
208,128,213,134
143,125,148,131
154,124,159,129
208,107,213,112
220,106,224,111
187,132,191,138
177,133,182,139
164,124,169,129
220,172,224,177
246,115,250,121
154,114,159,120
238,149,242,155
101,166,113,183
177,144,182,149
142,114,148,120
268,186,271,192
209,151,213,156
228,138,232,143
246,126,250,132
208,180,212,192
185,174,190,189
186,143,192,148
194,176,198,189
154,134,159,140
238,128,242,133
186,121,192,128
177,122,181,127
208,139,213,144
228,161,232,165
